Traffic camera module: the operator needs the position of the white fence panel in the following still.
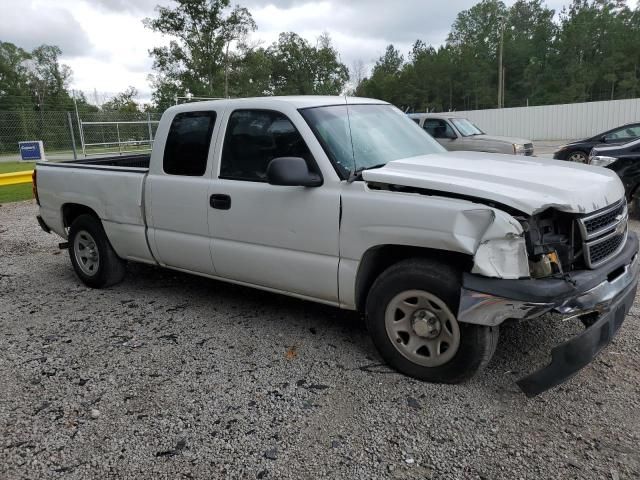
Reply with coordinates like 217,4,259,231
442,98,640,141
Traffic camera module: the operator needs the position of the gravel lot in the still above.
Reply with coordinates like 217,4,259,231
1,200,639,480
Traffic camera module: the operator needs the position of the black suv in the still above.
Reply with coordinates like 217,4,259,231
590,138,640,205
554,122,640,163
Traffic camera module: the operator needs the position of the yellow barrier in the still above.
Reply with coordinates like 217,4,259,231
0,170,34,187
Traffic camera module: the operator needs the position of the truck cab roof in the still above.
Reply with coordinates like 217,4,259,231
168,95,388,114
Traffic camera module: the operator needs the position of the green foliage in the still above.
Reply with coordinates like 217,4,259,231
144,0,257,110
0,183,33,204
357,0,640,111
267,32,349,95
0,161,35,174
102,87,141,113
2,0,640,115
144,0,348,108
0,41,81,112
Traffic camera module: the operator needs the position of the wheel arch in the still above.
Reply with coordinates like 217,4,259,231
62,203,100,229
354,244,473,313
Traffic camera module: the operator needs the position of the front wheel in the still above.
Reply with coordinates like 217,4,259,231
68,214,126,288
365,258,498,384
567,150,588,163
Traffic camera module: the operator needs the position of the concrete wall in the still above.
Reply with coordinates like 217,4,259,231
443,98,640,141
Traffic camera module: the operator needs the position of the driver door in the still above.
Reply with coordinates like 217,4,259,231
207,108,340,302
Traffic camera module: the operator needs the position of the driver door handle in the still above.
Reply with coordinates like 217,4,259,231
210,194,231,210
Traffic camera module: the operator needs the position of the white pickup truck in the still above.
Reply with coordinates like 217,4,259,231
34,96,638,396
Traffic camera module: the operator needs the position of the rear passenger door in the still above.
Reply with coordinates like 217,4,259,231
207,108,340,302
145,109,219,274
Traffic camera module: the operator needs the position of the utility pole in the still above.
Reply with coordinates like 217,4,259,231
497,16,505,109
502,67,506,108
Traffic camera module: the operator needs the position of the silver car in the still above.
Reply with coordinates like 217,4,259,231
409,113,534,156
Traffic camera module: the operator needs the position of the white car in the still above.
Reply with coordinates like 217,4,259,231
34,96,638,396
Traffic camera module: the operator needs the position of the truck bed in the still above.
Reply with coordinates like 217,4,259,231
36,153,154,264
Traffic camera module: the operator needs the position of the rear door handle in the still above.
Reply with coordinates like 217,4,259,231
210,194,231,210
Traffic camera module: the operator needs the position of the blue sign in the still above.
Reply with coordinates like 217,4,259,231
18,141,45,161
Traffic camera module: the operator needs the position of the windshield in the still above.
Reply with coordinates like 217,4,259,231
450,118,484,136
300,104,445,178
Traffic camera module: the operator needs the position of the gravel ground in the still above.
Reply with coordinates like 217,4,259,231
1,200,639,480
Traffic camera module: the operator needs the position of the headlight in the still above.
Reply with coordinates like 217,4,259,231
590,155,617,167
513,144,526,155
472,235,529,279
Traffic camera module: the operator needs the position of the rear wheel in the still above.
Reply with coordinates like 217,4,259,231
365,258,498,383
68,214,126,288
567,150,588,163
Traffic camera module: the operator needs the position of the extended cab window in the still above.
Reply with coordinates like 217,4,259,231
220,110,313,182
163,111,216,176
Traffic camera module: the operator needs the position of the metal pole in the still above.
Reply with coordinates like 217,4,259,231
147,111,154,145
502,67,506,108
73,91,86,156
116,122,122,155
497,19,504,109
67,112,77,160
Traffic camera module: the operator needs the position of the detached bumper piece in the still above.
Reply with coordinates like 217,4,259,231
516,278,636,396
458,232,639,396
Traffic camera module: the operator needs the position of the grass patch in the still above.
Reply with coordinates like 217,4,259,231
0,184,33,203
0,162,35,174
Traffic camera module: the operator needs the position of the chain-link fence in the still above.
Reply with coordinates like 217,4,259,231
77,112,160,156
0,110,161,160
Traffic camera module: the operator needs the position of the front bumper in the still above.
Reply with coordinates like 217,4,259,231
458,232,639,396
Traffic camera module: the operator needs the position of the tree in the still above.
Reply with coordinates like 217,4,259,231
220,5,256,97
0,41,32,110
267,32,348,95
348,59,366,94
144,0,256,110
356,45,405,106
24,45,74,112
102,86,141,113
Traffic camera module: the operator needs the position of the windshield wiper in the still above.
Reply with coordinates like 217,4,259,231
347,163,387,183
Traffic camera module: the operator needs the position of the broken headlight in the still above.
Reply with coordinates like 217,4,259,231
472,235,530,279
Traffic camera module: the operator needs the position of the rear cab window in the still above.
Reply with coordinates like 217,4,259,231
163,111,217,176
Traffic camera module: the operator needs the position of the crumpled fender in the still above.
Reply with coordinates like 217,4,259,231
457,208,528,280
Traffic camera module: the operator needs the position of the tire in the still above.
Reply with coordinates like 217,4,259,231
566,150,588,163
68,214,126,288
365,258,499,384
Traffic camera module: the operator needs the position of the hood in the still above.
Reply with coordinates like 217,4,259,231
362,151,625,216
473,134,531,145
565,138,589,146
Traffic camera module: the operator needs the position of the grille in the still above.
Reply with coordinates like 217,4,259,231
524,143,534,156
587,230,627,266
578,200,628,268
583,202,625,236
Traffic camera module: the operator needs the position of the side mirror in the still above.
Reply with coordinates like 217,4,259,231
601,135,608,143
266,157,323,187
446,130,458,140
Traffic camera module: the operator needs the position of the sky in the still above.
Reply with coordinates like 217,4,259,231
1,0,637,103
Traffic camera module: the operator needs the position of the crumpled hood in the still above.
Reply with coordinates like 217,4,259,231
362,151,625,216
473,134,531,145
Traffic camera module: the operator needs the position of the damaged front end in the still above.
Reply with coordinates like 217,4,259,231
460,200,638,396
